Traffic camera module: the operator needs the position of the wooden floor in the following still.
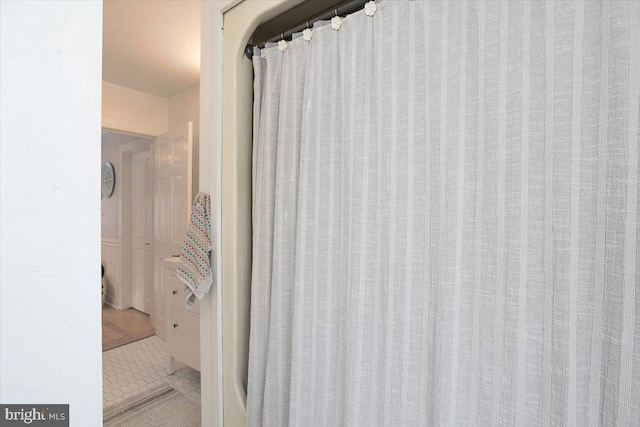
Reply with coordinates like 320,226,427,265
102,306,155,352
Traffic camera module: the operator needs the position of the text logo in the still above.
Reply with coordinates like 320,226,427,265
0,405,68,427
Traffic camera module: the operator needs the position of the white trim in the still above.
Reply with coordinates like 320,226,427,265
103,301,118,309
200,2,231,426
101,238,120,247
220,0,243,13
102,117,167,138
102,126,159,141
215,5,225,427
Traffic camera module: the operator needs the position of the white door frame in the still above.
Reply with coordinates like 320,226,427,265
200,3,230,426
118,138,154,317
101,6,227,421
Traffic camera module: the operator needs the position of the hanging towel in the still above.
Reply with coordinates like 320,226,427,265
177,192,213,309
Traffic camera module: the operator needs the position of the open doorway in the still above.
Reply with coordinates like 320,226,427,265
100,1,202,425
102,132,156,352
101,124,198,413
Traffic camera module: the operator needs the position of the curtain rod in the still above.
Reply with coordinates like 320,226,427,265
245,0,371,59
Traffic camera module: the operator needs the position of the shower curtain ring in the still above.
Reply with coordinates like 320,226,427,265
331,9,342,31
278,32,288,51
303,21,313,41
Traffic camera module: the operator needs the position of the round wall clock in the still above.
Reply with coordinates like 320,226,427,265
101,162,116,198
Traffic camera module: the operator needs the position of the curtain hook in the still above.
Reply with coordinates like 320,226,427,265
303,21,313,41
331,8,342,31
278,33,288,51
364,1,377,17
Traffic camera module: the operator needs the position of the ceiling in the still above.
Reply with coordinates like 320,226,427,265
103,0,200,98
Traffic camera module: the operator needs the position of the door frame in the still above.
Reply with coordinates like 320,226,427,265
200,3,232,426
99,6,225,423
119,137,154,319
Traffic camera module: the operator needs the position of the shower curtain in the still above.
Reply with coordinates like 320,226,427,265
248,1,639,425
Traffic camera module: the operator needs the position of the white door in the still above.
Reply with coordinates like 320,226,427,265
154,122,193,339
130,149,153,314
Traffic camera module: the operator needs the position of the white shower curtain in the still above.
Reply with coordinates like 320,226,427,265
248,1,639,425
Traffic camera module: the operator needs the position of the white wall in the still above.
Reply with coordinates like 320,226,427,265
102,241,123,308
102,81,169,136
101,132,141,308
0,1,103,425
101,133,139,241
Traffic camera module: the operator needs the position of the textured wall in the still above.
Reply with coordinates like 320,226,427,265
0,1,103,425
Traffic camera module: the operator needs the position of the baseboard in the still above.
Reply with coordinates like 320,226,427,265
104,299,124,310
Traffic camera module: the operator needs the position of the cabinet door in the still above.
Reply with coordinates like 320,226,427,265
167,271,200,314
157,261,173,340
168,307,200,370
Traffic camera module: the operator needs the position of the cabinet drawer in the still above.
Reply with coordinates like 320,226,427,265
168,307,200,368
166,272,200,314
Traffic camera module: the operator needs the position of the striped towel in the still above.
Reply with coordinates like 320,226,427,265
177,192,213,309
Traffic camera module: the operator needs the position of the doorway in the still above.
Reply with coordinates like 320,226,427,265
100,123,199,424
101,133,156,352
101,124,194,331
100,0,203,423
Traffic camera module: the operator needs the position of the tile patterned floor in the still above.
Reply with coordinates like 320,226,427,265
103,335,201,408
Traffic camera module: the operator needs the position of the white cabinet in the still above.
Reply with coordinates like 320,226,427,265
162,257,200,373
